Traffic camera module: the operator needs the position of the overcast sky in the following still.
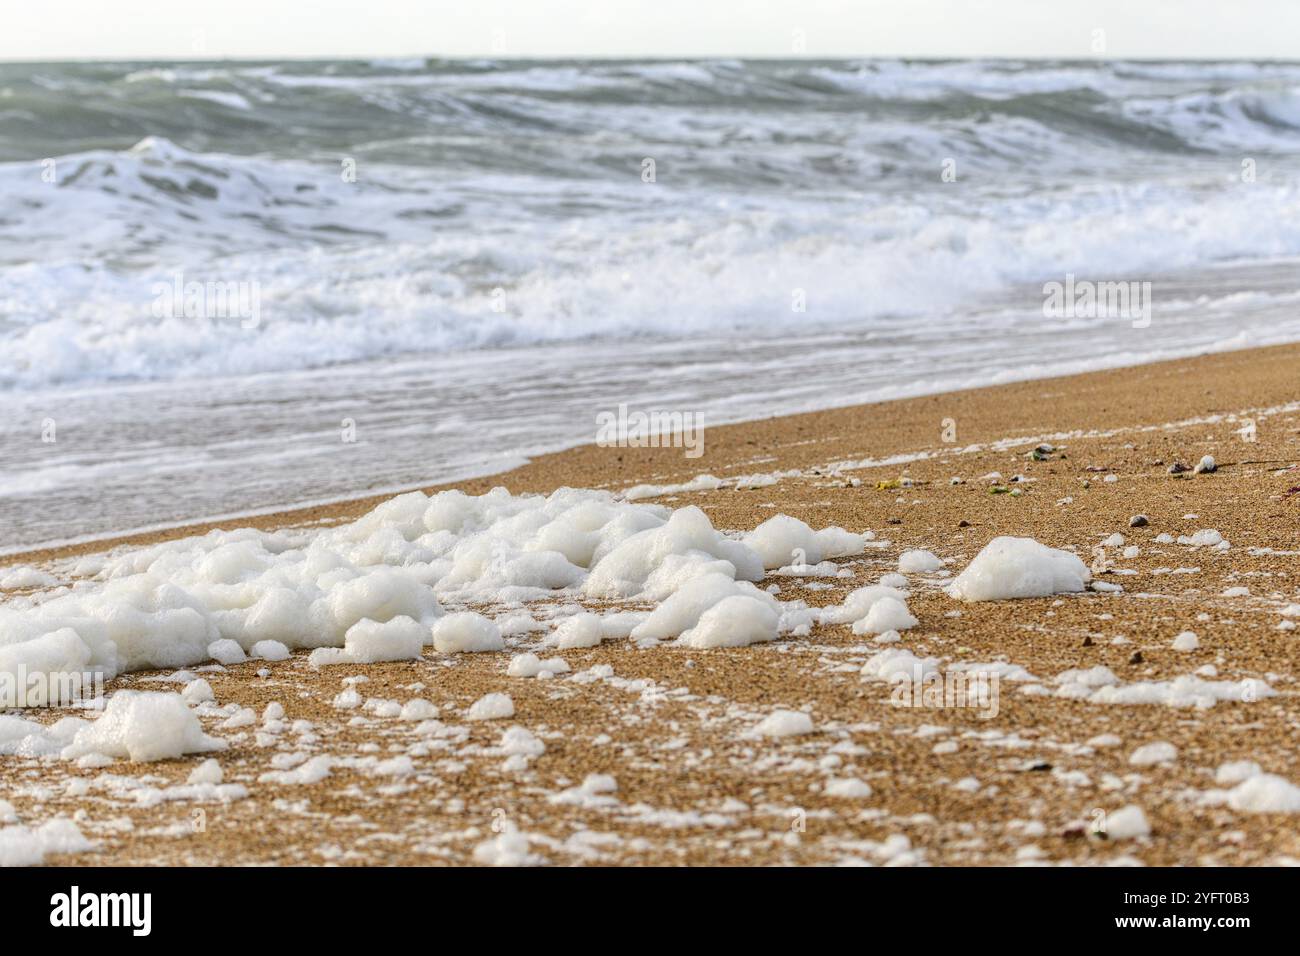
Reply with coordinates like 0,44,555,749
5,0,1299,61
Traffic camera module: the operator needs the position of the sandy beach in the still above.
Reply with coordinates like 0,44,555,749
1,342,1298,866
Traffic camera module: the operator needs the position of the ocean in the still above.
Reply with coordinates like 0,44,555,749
4,57,1300,550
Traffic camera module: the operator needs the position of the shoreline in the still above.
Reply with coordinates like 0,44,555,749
8,339,1300,568
4,340,1300,865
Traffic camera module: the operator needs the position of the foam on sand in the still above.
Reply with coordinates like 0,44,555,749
824,778,873,798
851,597,918,636
898,549,943,573
0,487,825,684
507,653,570,678
631,573,779,642
1104,805,1152,840
0,818,95,867
679,595,780,649
1201,762,1300,813
466,693,515,721
61,691,226,764
818,584,918,636
431,612,504,654
1225,774,1300,812
947,536,1091,601
860,648,940,682
819,585,910,625
1129,741,1178,766
310,615,428,665
753,710,814,737
549,612,605,650
743,515,866,570
1048,667,1274,709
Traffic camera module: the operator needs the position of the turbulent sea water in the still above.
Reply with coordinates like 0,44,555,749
3,58,1300,548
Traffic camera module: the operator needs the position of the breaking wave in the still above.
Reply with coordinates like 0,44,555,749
4,58,1300,390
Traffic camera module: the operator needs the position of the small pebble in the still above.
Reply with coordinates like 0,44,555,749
1128,514,1149,527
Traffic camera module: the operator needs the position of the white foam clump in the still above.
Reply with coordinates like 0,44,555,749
898,549,943,573
1198,760,1300,812
507,653,570,678
181,678,213,704
679,595,780,649
310,615,427,666
1052,666,1274,709
252,640,290,661
818,584,917,636
400,699,437,720
743,514,866,571
1215,760,1263,785
860,648,940,682
550,612,605,649
824,778,872,798
585,505,764,597
62,691,225,763
1171,631,1199,652
466,692,515,721
620,474,724,501
753,710,814,737
259,754,332,785
188,758,224,785
1225,775,1300,813
851,597,917,636
1105,805,1151,840
632,572,779,643
947,536,1090,602
0,485,855,687
207,638,246,665
0,819,95,867
0,566,60,590
820,585,910,625
431,612,503,654
499,726,545,759
1129,741,1178,766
